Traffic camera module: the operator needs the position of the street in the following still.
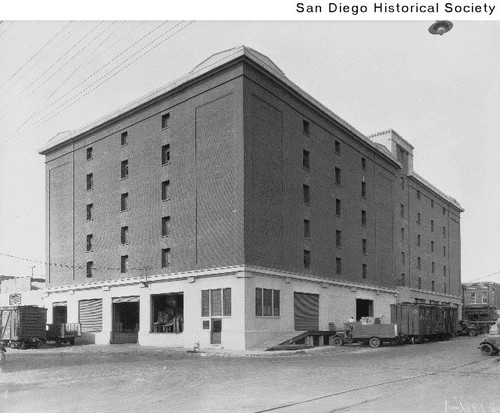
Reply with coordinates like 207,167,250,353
0,336,499,413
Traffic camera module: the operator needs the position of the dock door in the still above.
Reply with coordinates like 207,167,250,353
294,292,319,331
112,296,140,344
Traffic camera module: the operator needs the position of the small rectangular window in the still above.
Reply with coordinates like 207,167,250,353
335,140,341,155
417,212,421,225
401,251,405,265
400,204,405,218
223,288,231,316
86,147,93,160
444,284,447,294
162,248,171,268
273,290,280,316
362,264,367,279
86,261,93,278
86,203,93,221
442,207,446,215
304,219,311,238
121,193,129,212
162,180,170,201
470,292,477,304
121,226,129,245
162,144,170,165
304,250,311,269
361,181,366,198
432,281,435,292
431,240,434,252
121,255,128,273
481,294,487,304
431,199,434,208
303,149,310,169
86,173,93,191
303,184,310,204
162,113,170,129
202,290,210,317
303,119,310,135
432,261,435,273
336,257,342,275
401,177,405,190
335,199,341,217
361,210,367,227
335,167,341,185
336,230,342,248
418,277,422,289
86,234,93,252
263,289,272,316
255,288,262,317
431,220,434,232
121,159,129,179
210,289,222,317
443,265,447,277
361,157,366,170
401,273,405,286
443,246,446,257
417,190,421,200
417,234,421,246
121,131,128,146
362,238,367,255
401,228,405,241
417,257,421,269
162,216,171,237
443,226,446,238
255,288,280,317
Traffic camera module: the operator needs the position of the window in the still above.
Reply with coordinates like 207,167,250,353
443,265,447,277
121,226,129,245
443,246,446,257
417,234,421,246
431,241,434,252
162,144,170,165
443,207,446,215
482,295,488,304
121,193,129,212
431,220,434,232
361,210,367,227
336,230,342,248
336,257,342,275
304,219,311,238
335,199,341,216
151,293,183,333
303,184,310,204
444,284,447,294
335,140,341,155
417,190,421,200
401,251,405,265
432,261,435,273
86,261,93,278
86,147,93,160
162,180,170,201
121,131,128,146
202,288,231,317
361,181,366,198
418,277,422,289
431,199,434,208
86,203,93,221
362,238,367,255
401,177,404,190
443,226,446,238
471,292,477,304
303,119,310,135
162,216,171,237
303,149,310,169
361,157,366,170
161,248,171,268
401,273,405,286
335,167,341,185
401,228,405,241
304,250,311,269
362,264,367,279
121,255,128,274
255,288,280,317
417,213,421,225
121,160,129,179
432,281,435,292
86,173,93,191
86,234,93,252
417,257,421,269
161,113,170,129
400,204,405,218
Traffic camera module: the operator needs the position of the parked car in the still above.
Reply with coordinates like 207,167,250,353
479,334,500,356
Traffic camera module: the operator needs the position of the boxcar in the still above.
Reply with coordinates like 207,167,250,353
0,305,47,349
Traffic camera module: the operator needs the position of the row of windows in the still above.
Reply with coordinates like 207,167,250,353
401,274,448,293
416,190,447,215
401,252,448,275
303,252,367,278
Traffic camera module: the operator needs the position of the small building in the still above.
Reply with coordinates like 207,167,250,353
0,276,45,307
462,282,500,322
38,46,463,349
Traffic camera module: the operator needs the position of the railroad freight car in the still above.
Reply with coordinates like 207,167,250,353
0,305,47,349
391,303,458,343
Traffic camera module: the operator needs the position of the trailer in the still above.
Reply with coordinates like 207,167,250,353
391,303,458,343
331,322,400,348
0,305,47,349
46,323,81,346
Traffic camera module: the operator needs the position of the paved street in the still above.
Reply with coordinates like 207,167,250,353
0,336,499,413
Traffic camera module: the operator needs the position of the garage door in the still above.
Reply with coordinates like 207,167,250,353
294,292,319,331
79,299,103,332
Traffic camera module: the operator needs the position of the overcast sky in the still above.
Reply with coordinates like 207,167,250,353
0,20,499,283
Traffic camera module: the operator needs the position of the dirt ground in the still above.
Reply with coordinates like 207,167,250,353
0,336,499,413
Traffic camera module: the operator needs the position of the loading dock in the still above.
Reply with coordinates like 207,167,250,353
112,296,139,344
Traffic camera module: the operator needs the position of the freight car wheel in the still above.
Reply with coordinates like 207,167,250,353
480,343,494,356
469,330,477,337
331,336,344,346
369,337,381,348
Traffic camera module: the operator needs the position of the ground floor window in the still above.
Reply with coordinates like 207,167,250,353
201,288,231,317
255,288,280,316
152,293,184,333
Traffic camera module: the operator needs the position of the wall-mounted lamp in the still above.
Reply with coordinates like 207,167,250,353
428,21,453,36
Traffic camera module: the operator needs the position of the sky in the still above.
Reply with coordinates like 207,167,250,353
0,20,499,283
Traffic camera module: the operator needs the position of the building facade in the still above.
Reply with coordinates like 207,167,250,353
462,282,500,322
39,47,463,350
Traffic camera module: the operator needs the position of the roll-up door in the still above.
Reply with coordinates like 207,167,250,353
112,296,140,304
79,299,103,332
294,292,319,331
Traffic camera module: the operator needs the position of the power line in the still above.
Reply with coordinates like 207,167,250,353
0,21,40,46
465,270,500,283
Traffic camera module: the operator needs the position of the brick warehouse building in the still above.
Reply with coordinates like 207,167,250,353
39,46,463,350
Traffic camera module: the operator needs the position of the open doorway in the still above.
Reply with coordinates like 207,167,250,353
112,296,140,344
53,302,67,324
356,299,373,321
